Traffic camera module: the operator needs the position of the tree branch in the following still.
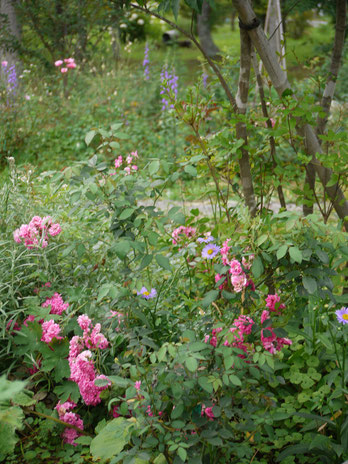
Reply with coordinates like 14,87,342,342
232,0,348,229
316,0,347,136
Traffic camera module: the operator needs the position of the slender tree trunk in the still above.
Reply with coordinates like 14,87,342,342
235,27,256,216
0,0,21,72
251,50,286,209
317,0,346,136
304,0,346,216
197,0,220,59
232,0,348,230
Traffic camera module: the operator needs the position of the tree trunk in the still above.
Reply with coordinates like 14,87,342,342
197,0,220,59
0,0,21,71
232,0,348,230
263,0,286,74
304,0,346,217
235,27,256,216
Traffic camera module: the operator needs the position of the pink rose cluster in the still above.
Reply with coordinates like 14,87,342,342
111,150,138,176
42,292,69,315
215,240,255,293
55,401,84,446
201,404,215,420
41,319,62,343
204,298,291,356
172,225,196,245
54,57,76,73
13,216,61,249
68,315,110,405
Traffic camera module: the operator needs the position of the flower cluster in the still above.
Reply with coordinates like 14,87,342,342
111,151,138,176
172,226,196,245
265,293,285,313
1,61,17,102
108,310,124,332
143,43,150,80
41,320,62,343
160,65,178,111
260,310,292,354
13,216,61,249
204,308,291,357
54,57,77,73
215,241,255,293
201,404,214,420
55,401,84,446
42,292,69,315
137,286,157,299
68,315,110,405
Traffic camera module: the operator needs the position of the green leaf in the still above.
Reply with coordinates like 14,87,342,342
276,444,309,461
289,247,302,264
302,276,317,294
13,391,36,407
171,403,184,419
198,376,213,393
113,240,131,259
177,447,187,462
119,208,135,220
185,357,198,372
229,374,242,386
148,160,160,176
184,165,197,177
90,418,131,461
276,244,288,260
155,254,172,272
139,254,153,270
201,290,219,307
85,130,96,146
251,256,264,279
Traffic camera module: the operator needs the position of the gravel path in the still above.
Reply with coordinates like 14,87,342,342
140,198,302,216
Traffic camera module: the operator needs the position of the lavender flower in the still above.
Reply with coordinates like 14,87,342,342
160,65,178,111
143,43,150,80
137,286,157,299
202,243,220,259
197,233,214,244
336,307,348,325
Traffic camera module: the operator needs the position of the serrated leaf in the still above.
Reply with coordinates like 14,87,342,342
251,256,264,279
155,254,171,272
201,290,219,307
198,376,213,393
90,418,131,460
85,130,96,146
148,160,160,176
277,244,288,260
184,165,197,176
229,374,242,386
119,208,135,220
185,357,198,372
302,276,317,294
289,247,302,264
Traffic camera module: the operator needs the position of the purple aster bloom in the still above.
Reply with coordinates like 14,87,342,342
202,243,220,259
335,307,348,325
137,286,157,299
197,234,215,244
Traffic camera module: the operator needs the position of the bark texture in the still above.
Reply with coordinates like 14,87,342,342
304,0,347,216
232,0,348,229
251,50,286,209
235,27,256,216
0,0,20,68
316,0,347,136
197,0,220,59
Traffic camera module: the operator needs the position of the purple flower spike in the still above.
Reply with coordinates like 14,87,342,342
336,307,348,325
202,243,220,259
137,286,157,299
